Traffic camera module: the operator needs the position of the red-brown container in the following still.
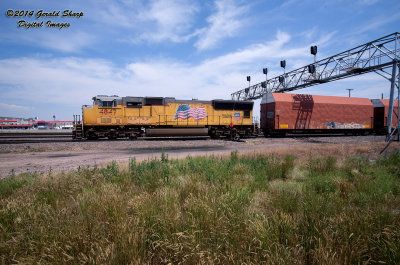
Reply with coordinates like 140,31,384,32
261,93,374,134
379,99,399,128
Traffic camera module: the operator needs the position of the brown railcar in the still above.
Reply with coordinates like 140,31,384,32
372,99,399,133
261,93,374,136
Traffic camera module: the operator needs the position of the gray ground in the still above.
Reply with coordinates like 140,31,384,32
0,135,396,178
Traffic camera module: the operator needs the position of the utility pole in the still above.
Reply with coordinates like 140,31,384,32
346,88,353,97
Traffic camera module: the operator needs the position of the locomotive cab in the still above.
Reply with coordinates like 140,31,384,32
92,95,121,108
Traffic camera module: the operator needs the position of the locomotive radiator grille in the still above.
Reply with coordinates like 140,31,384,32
100,118,111,124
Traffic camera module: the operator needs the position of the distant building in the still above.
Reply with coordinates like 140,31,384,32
0,117,73,130
46,121,74,129
0,116,31,129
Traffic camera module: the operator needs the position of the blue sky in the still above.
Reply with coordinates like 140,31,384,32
0,0,399,120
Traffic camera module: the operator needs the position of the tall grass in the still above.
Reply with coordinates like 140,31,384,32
0,151,399,264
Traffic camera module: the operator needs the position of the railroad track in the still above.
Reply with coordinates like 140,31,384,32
0,131,381,145
0,139,75,144
0,131,214,144
0,131,73,144
0,132,72,138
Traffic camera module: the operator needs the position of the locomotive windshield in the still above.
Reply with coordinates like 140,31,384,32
98,100,117,108
92,95,120,108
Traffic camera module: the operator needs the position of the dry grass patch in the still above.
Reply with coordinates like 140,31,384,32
1,150,399,264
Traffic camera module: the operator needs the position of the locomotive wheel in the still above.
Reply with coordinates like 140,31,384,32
87,134,98,140
232,132,240,141
87,131,98,140
108,132,117,140
211,131,221,139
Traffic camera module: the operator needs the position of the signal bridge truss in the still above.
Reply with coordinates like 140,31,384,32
231,32,400,142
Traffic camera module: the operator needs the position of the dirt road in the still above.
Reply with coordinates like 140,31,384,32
1,135,398,178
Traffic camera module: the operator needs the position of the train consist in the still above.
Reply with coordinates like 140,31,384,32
73,93,398,140
73,95,256,140
260,93,398,136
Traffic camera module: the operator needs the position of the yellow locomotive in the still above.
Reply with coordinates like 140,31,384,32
73,95,256,140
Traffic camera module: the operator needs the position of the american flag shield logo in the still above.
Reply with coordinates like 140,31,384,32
173,105,208,120
234,113,240,121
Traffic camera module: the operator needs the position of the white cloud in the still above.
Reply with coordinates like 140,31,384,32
0,102,30,110
0,0,200,53
96,0,199,43
198,31,292,71
99,0,249,46
137,0,199,43
36,31,95,53
0,31,291,104
94,1,144,28
195,0,249,50
356,12,400,34
0,30,356,119
0,22,95,53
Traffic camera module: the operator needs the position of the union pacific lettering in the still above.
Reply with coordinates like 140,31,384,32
99,109,116,114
